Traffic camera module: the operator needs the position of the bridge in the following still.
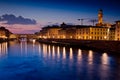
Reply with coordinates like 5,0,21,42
10,34,38,41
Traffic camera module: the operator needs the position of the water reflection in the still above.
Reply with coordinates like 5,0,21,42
48,45,51,57
38,44,41,54
52,46,55,58
43,44,47,58
101,53,109,65
0,42,8,57
63,47,66,59
77,49,82,62
88,50,93,64
69,48,73,60
0,42,119,80
25,41,27,54
57,46,60,58
20,41,28,54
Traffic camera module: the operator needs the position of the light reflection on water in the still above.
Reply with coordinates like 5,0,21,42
88,50,93,64
0,42,8,57
101,53,109,65
0,41,119,80
63,47,66,59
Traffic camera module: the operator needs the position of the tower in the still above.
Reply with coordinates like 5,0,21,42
98,9,103,25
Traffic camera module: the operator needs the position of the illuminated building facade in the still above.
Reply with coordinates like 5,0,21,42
39,26,61,39
37,9,120,41
39,25,110,40
0,27,12,39
76,26,109,40
59,27,76,39
0,30,6,38
115,20,120,40
109,26,115,40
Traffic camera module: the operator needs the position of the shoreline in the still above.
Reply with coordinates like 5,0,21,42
37,39,120,54
0,38,15,43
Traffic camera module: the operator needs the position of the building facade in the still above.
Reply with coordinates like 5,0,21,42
38,25,110,40
38,26,61,39
115,20,120,40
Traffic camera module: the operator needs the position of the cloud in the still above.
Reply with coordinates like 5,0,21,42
0,14,37,25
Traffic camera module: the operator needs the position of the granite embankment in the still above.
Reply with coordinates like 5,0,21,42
38,39,120,54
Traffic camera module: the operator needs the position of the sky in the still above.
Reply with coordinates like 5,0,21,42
0,0,120,34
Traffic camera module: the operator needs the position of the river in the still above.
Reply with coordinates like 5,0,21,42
0,40,120,80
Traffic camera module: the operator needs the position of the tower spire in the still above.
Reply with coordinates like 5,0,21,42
98,9,103,25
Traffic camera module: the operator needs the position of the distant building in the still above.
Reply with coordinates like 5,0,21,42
0,30,6,38
0,27,12,39
96,9,112,28
115,20,120,40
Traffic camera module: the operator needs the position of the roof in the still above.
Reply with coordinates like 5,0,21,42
115,20,120,22
75,25,108,28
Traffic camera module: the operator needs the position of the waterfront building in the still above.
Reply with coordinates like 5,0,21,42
58,28,67,39
0,30,6,38
38,24,110,40
9,34,17,39
76,26,90,40
0,27,12,39
109,25,115,40
76,25,109,40
115,20,120,40
60,27,76,39
39,26,61,39
37,9,119,41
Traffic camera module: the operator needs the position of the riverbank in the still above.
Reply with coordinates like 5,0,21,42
37,39,120,54
0,38,15,43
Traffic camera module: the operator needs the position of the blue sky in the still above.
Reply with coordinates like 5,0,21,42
0,0,120,33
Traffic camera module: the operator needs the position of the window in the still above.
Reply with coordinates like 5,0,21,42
118,34,119,36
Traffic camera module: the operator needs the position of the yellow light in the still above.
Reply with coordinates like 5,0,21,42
53,36,54,38
70,36,72,38
39,36,41,38
32,39,36,43
104,36,107,39
43,36,47,39
89,36,92,39
63,36,65,38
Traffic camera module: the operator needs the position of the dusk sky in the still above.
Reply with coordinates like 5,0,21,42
0,0,120,34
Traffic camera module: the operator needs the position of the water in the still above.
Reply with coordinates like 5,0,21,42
0,41,120,80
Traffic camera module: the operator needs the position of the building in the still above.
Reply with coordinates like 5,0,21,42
65,27,76,39
115,20,120,40
109,25,115,40
0,30,6,38
39,26,61,39
96,9,103,26
0,27,12,39
96,9,112,28
37,9,119,41
38,24,110,40
76,26,90,40
76,25,109,40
